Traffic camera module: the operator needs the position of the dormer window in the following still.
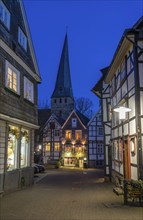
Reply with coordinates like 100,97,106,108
0,0,10,30
18,27,27,51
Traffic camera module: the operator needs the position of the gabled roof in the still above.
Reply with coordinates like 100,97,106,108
87,108,101,126
91,67,109,97
62,110,89,129
38,109,65,128
38,109,51,126
20,1,41,82
44,113,62,128
75,110,90,126
105,16,143,83
51,34,74,98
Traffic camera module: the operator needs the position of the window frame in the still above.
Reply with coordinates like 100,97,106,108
72,118,77,128
20,128,30,168
0,0,10,30
75,130,82,140
24,76,34,103
18,27,27,51
5,60,20,94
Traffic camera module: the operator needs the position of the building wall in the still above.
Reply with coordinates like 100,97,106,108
88,109,104,168
0,49,38,125
0,0,40,194
102,82,111,179
110,40,143,181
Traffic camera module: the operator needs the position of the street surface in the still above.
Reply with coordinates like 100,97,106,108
0,168,143,220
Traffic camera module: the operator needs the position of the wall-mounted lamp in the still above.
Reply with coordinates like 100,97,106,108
113,106,131,120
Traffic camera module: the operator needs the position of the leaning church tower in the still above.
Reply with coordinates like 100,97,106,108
51,34,74,120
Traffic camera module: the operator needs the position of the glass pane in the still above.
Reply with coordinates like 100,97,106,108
21,129,29,167
7,126,19,171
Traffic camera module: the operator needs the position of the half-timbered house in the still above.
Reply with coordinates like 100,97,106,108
61,110,89,168
0,0,41,194
92,16,143,184
88,109,104,168
92,67,111,180
105,17,143,183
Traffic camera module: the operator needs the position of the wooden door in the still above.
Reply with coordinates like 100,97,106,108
123,139,131,180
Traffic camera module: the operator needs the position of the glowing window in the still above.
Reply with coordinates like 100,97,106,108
7,126,19,171
75,130,82,140
5,61,20,94
65,130,72,139
54,143,60,151
20,129,29,168
45,143,50,151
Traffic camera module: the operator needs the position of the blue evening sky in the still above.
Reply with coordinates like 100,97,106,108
23,0,143,113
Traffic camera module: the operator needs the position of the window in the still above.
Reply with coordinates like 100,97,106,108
54,99,57,103
24,77,34,102
0,0,10,30
7,125,19,171
120,60,126,82
5,61,20,94
72,118,77,128
54,143,60,151
99,128,103,135
65,130,72,139
18,27,27,51
45,143,50,151
97,144,103,154
111,77,116,95
75,130,82,140
98,115,102,121
20,129,29,168
65,98,67,103
55,130,60,137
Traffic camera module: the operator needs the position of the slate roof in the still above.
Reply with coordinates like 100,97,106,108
91,66,109,97
38,109,51,126
38,109,66,127
51,34,74,98
76,110,90,126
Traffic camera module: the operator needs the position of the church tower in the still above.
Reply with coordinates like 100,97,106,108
51,34,74,120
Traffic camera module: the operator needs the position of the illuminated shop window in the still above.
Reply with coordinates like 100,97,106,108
24,77,34,103
54,143,60,151
7,126,19,171
45,143,50,151
20,129,29,168
5,61,20,94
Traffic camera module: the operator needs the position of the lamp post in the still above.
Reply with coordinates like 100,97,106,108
113,105,131,205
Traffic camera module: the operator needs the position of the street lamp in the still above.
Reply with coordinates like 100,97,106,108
113,106,131,120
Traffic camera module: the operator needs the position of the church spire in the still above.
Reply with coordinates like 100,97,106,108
51,33,74,99
51,34,74,120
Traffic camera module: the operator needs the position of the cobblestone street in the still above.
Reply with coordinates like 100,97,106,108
0,168,143,220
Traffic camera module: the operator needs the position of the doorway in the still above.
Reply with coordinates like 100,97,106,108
123,139,131,179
